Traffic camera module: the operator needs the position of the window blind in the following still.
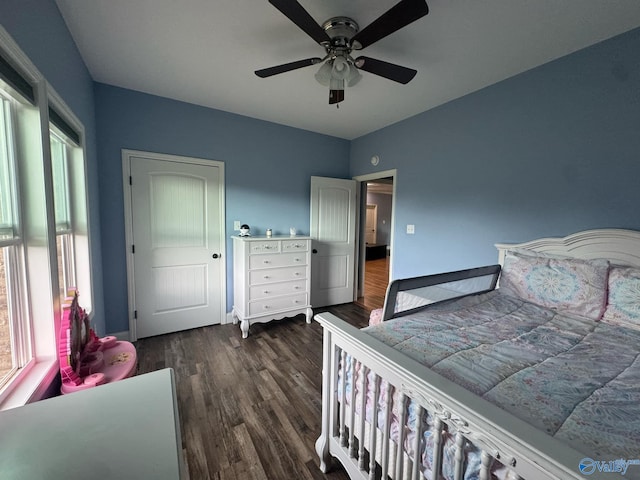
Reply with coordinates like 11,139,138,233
49,106,80,146
0,53,35,104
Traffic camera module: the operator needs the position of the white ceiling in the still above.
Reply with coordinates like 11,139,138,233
55,0,640,140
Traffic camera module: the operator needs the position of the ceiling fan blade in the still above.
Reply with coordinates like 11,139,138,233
268,0,331,45
350,0,429,50
355,56,417,84
255,57,322,78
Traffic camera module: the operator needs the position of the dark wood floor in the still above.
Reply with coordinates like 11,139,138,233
356,256,390,311
135,303,370,480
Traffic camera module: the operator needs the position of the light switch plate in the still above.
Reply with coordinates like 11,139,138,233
234,220,241,231
407,224,415,234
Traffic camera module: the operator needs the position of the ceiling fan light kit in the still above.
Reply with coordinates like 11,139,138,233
256,0,429,105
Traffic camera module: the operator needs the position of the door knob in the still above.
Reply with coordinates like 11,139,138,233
312,249,318,254
212,253,221,259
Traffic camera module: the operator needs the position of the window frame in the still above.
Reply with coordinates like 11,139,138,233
0,75,35,396
50,130,77,301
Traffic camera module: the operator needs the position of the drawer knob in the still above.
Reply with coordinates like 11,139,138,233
263,290,269,294
263,305,270,309
294,258,300,262
263,275,270,279
294,272,300,276
263,260,270,264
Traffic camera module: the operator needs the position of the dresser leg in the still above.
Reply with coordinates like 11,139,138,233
240,319,250,339
305,307,313,324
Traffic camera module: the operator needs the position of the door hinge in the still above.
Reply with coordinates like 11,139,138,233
134,310,137,319
129,175,132,185
132,244,135,254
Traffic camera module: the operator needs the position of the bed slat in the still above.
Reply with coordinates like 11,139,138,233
358,365,369,470
480,450,493,480
349,357,357,458
432,417,444,478
454,431,465,480
381,382,392,478
411,404,424,480
339,349,347,448
395,393,408,479
368,374,380,479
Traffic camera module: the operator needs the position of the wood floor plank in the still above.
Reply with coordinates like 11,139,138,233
270,398,316,463
183,420,212,480
232,423,269,480
357,257,390,311
135,302,370,479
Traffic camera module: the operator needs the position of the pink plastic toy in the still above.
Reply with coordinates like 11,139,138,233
58,289,137,394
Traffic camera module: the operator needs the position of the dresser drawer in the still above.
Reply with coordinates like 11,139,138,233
249,279,307,300
249,293,308,316
282,239,309,253
249,266,307,285
249,252,307,270
249,241,281,254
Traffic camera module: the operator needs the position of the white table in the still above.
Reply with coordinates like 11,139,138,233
0,368,184,480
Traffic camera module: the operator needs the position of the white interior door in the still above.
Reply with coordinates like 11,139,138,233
310,176,357,307
365,204,377,245
126,152,225,338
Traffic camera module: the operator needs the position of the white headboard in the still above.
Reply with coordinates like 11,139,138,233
495,229,640,268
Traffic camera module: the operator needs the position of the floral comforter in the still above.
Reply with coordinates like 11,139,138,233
359,290,640,471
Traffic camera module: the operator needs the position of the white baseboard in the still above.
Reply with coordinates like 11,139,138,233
108,331,131,341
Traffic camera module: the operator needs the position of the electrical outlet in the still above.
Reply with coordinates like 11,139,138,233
234,220,241,231
406,224,415,234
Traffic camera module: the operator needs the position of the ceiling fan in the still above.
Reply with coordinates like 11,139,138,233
255,0,429,105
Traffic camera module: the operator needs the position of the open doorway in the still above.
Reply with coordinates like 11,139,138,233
356,175,394,311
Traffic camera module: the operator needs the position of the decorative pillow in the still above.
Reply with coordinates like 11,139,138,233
499,249,609,319
601,267,640,329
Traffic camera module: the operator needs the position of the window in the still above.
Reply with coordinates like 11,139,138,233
0,26,93,408
50,131,76,301
47,97,93,318
0,87,30,391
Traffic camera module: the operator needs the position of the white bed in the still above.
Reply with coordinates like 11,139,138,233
314,229,640,480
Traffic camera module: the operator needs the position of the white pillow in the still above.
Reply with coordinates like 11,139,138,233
500,249,609,319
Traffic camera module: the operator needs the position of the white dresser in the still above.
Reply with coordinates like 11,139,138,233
232,236,313,338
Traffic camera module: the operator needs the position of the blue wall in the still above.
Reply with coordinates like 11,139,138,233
0,0,106,335
94,84,350,333
351,27,640,280
366,192,392,246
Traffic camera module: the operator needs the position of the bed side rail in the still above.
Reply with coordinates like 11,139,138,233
382,264,501,321
314,312,593,480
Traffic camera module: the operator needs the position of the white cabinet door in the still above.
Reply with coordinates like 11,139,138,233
129,153,224,338
310,176,357,307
